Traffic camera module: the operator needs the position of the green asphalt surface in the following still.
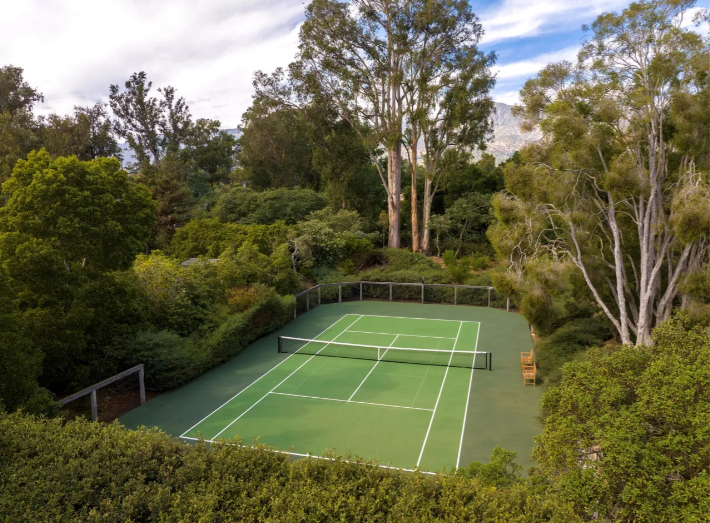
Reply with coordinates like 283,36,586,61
120,301,543,472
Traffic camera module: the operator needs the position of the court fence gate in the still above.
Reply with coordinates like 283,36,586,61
292,281,513,319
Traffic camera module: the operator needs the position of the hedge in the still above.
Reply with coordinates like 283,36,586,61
0,411,581,522
129,293,294,389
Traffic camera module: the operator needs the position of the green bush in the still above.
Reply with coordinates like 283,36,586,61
535,318,611,386
0,410,581,522
127,293,294,390
535,317,710,522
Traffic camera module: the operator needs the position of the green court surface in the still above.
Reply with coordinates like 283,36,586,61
120,302,543,472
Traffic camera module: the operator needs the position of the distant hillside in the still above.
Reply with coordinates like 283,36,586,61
480,102,541,163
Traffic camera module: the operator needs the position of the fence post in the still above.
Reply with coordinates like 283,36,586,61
90,390,98,421
360,282,363,300
318,286,321,305
454,286,458,305
306,289,310,311
421,283,425,303
488,288,491,307
389,283,392,301
506,298,510,312
339,284,342,303
294,305,297,319
138,365,145,404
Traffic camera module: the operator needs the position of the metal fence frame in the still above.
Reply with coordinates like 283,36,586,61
58,364,146,421
293,281,512,319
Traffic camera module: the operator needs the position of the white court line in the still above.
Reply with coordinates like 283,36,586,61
346,330,456,340
347,335,399,401
270,391,433,411
456,321,483,468
416,321,463,468
359,314,481,324
211,315,363,440
180,314,356,439
178,436,439,475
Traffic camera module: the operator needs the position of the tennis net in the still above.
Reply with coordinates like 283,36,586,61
278,336,491,370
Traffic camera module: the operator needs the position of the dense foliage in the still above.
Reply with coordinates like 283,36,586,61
534,317,710,522
0,410,580,522
1,1,708,520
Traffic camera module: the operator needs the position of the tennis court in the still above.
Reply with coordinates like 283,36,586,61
121,301,542,472
180,313,485,471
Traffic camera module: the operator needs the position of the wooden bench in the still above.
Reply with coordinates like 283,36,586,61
523,363,536,386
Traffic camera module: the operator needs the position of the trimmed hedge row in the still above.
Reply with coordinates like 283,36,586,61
129,293,294,389
0,411,580,522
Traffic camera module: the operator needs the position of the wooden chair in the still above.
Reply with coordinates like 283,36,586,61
523,363,536,386
521,351,534,367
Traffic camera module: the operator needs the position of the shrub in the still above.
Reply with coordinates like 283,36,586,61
534,317,611,386
535,317,710,522
226,284,272,313
442,250,470,284
0,410,582,522
127,293,294,390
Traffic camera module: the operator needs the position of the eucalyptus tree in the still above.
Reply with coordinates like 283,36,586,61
296,0,418,248
489,0,710,346
402,0,495,252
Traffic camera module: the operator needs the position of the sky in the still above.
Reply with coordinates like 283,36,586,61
0,0,707,128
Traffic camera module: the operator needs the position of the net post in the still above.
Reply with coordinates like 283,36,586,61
318,286,321,305
306,290,310,312
489,352,492,371
90,390,98,421
138,365,146,404
360,282,363,300
278,337,282,353
488,287,491,307
454,286,457,305
339,284,342,303
389,283,392,301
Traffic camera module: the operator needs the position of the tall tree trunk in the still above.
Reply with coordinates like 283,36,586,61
388,147,401,248
421,177,433,254
410,126,419,252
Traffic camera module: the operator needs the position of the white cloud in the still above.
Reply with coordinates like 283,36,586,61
0,0,304,127
493,45,580,80
477,0,630,43
492,89,521,106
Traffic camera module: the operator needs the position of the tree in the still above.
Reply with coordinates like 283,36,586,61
38,104,120,161
0,269,48,413
294,0,418,248
534,316,710,521
181,118,236,188
238,103,319,189
0,65,43,114
214,186,326,225
490,0,710,345
109,72,191,167
0,150,155,387
402,1,495,252
0,65,42,182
